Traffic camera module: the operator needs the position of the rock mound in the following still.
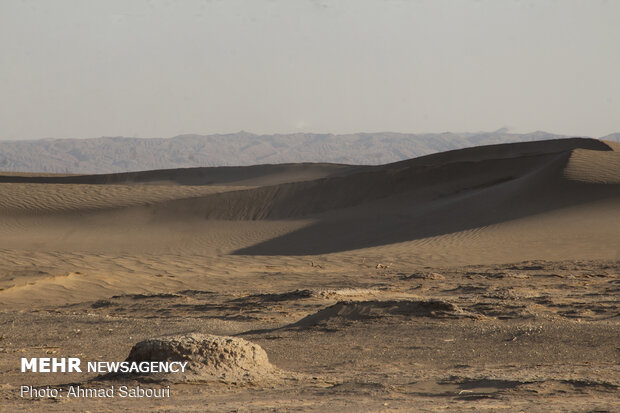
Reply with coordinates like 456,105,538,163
291,299,473,327
120,333,279,383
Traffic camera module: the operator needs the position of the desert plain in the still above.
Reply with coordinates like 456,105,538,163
0,138,618,412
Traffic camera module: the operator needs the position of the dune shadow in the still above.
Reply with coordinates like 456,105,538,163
233,179,620,256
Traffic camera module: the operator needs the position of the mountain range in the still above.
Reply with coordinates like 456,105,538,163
1,129,618,173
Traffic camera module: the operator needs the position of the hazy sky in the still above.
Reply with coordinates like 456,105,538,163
1,0,618,140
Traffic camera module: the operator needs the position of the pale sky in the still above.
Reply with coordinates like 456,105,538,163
1,0,618,140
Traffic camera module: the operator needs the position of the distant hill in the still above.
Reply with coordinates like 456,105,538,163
0,130,618,174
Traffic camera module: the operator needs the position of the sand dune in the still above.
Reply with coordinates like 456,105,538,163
145,137,616,221
0,137,617,258
0,183,251,215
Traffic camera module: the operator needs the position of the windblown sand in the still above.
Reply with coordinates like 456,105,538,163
0,138,618,411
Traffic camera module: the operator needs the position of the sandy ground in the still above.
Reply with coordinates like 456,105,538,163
0,138,618,412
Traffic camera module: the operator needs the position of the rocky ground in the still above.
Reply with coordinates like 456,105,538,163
1,259,618,412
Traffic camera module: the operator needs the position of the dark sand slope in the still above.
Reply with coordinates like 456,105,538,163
0,162,365,186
